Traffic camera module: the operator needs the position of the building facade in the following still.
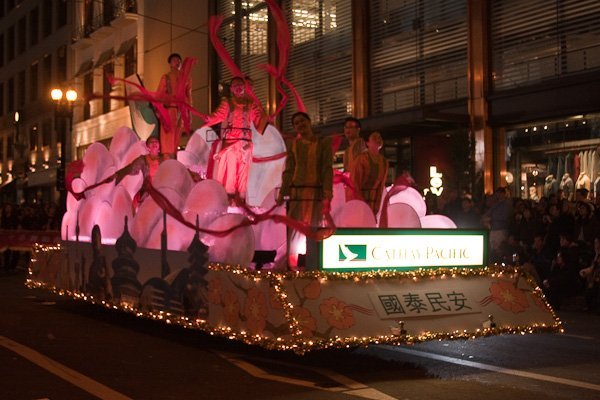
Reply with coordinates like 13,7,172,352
0,0,71,205
3,0,599,208
69,0,210,160
208,0,600,202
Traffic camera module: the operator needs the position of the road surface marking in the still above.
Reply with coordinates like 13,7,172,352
217,352,397,400
561,333,595,340
0,336,133,400
383,345,600,392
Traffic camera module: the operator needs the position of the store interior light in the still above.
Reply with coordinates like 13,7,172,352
533,127,537,131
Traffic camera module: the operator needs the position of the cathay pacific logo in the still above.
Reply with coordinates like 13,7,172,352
338,244,367,262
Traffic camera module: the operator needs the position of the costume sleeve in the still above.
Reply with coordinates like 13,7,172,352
279,139,295,200
186,78,192,105
376,158,389,205
251,103,269,134
382,159,389,189
203,100,229,127
320,137,334,200
157,74,167,94
351,154,367,201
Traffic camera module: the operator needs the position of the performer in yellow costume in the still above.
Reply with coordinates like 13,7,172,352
351,131,388,215
279,112,333,224
278,112,333,267
342,117,366,173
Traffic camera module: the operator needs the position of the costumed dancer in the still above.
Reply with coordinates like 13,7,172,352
156,53,192,158
351,131,389,216
277,112,333,268
343,117,366,200
116,136,165,210
203,76,268,203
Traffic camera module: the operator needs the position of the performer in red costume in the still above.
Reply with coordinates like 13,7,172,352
156,53,192,159
204,76,267,202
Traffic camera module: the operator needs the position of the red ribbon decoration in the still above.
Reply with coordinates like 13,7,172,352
252,152,286,163
333,170,358,199
66,156,335,241
209,15,243,79
144,178,335,241
65,160,85,200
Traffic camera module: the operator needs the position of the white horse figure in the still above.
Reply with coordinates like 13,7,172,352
246,123,287,207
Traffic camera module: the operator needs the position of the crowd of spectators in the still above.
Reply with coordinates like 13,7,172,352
0,201,60,232
440,186,600,313
3,186,599,313
1,201,60,273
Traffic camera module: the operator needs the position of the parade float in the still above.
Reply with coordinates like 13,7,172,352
26,122,562,354
25,0,561,354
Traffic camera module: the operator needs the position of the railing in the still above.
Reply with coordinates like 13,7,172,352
73,0,137,41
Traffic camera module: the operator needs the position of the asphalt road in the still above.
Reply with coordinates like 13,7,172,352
1,269,599,400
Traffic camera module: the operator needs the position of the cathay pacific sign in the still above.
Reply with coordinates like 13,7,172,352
339,244,368,262
315,229,487,271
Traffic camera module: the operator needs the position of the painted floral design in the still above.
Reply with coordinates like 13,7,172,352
291,307,317,338
488,280,529,313
319,297,355,330
222,289,240,327
244,287,268,335
207,277,222,305
302,279,321,300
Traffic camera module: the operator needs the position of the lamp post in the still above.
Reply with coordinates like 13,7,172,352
12,111,26,204
50,88,77,214
13,111,23,161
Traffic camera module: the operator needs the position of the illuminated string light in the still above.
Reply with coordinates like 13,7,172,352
27,245,563,354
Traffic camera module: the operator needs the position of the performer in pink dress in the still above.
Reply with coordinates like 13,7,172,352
204,77,267,202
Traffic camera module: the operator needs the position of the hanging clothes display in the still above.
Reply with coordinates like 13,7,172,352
543,174,558,197
576,171,591,191
547,156,557,178
574,152,581,179
590,149,599,186
557,155,565,182
565,152,574,177
560,172,574,200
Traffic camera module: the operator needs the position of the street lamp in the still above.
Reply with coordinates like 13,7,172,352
50,87,78,213
12,111,26,170
13,111,20,159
